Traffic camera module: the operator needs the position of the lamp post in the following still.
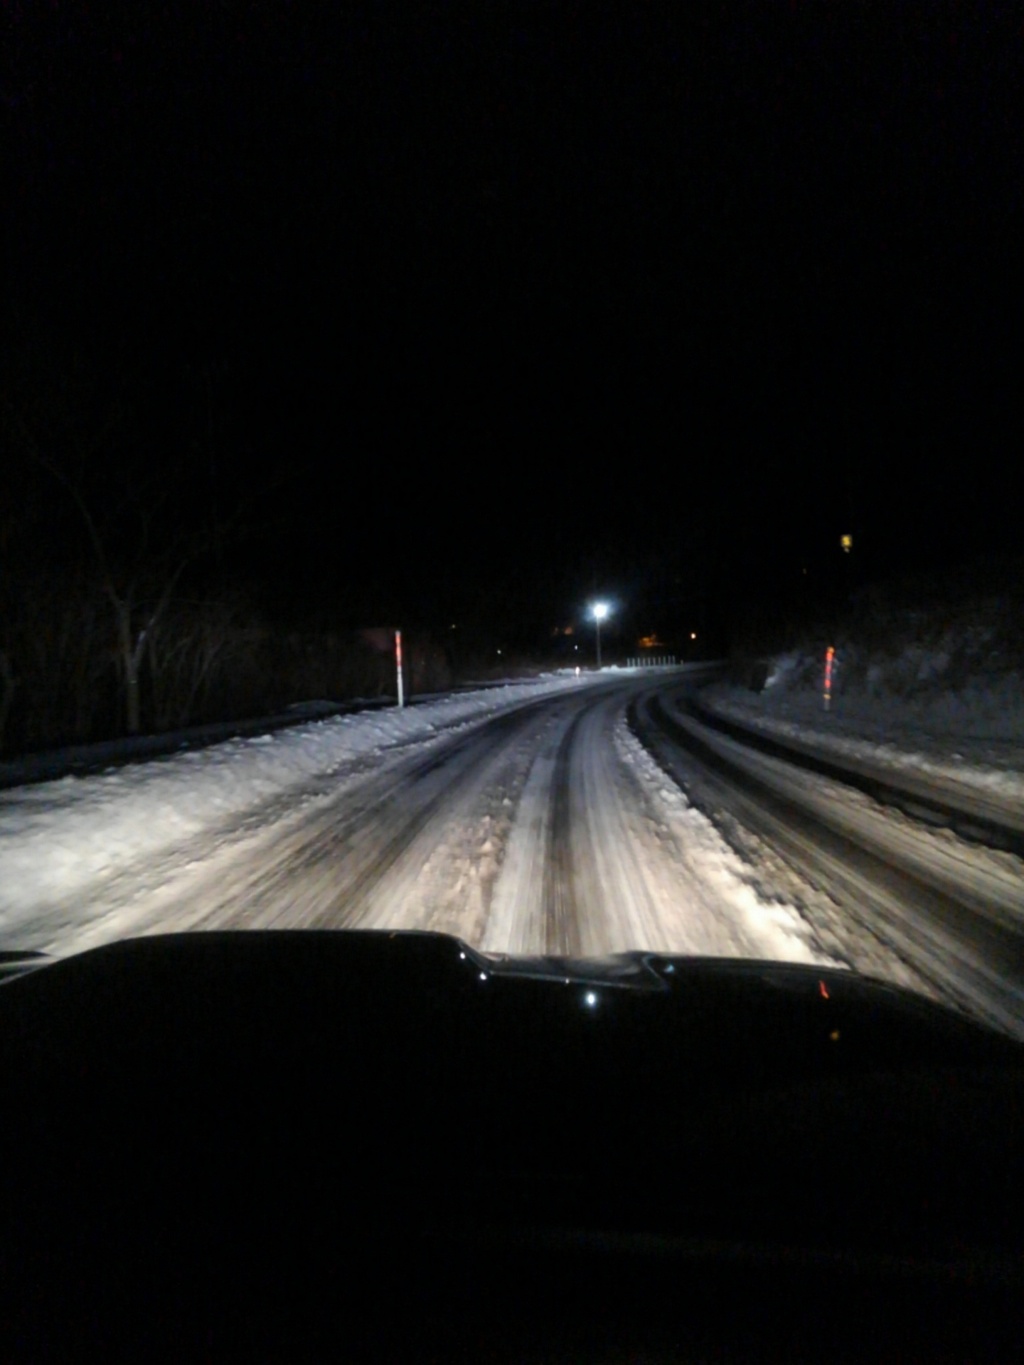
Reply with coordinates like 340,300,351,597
590,601,610,669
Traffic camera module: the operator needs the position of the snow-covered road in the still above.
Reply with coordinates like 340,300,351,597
0,674,824,969
633,686,1024,1035
2,671,1020,1034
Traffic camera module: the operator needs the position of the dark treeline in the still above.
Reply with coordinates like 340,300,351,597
0,572,462,756
0,332,465,755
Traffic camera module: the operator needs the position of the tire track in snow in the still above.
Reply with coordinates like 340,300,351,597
485,683,824,961
336,702,569,936
479,704,584,954
485,688,666,956
541,708,586,955
205,700,555,933
561,691,667,955
46,697,563,951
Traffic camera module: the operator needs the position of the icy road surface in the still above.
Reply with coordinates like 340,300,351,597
1,675,827,969
3,671,1020,1034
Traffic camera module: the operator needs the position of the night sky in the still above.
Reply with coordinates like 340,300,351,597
5,3,1022,653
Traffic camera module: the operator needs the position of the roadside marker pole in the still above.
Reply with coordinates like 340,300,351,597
396,630,405,709
824,645,835,712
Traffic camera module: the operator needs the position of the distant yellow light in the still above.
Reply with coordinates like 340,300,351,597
638,634,664,650
840,534,853,553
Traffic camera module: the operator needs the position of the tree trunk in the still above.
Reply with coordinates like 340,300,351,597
116,606,143,734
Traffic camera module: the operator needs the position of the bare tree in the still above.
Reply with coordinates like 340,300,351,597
31,455,215,732
3,354,234,736
147,595,257,730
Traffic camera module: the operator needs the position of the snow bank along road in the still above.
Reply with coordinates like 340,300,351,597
1,670,1021,1035
633,686,1024,1037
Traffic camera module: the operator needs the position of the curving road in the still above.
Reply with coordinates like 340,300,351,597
25,671,1024,1035
39,677,823,968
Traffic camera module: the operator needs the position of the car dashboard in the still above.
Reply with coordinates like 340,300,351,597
1,930,1022,1361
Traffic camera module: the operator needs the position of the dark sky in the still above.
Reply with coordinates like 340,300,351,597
4,2,1022,647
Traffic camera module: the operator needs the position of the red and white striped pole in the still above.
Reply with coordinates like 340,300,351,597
395,629,405,709
824,645,835,712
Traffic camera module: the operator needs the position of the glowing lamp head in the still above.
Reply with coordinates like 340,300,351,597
591,601,610,623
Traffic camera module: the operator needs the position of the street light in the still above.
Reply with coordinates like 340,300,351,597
590,600,610,669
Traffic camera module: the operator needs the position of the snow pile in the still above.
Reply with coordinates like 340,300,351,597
613,721,830,966
752,648,1024,745
0,677,585,926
